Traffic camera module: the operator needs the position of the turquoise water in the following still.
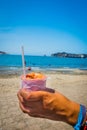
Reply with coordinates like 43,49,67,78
0,54,87,70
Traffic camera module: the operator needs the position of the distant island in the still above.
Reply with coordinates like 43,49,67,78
0,51,7,54
51,52,87,58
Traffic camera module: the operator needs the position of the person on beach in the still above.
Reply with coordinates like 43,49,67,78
17,88,87,130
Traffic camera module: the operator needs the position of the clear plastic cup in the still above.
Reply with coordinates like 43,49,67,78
21,72,46,91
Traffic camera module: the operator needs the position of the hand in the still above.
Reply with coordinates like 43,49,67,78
17,88,80,126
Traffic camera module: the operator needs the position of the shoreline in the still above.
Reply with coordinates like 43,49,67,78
0,66,87,76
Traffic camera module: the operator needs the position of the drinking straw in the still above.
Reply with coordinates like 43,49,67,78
21,46,26,77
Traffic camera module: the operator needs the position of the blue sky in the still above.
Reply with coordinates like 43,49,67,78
0,0,87,55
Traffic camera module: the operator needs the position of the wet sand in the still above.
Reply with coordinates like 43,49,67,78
0,70,87,130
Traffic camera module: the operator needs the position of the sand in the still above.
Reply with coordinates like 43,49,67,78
0,70,87,130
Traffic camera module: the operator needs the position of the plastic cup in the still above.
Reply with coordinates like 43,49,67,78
21,72,47,91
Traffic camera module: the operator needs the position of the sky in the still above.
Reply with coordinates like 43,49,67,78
0,0,87,55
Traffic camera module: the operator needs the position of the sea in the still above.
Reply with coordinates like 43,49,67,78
0,54,87,74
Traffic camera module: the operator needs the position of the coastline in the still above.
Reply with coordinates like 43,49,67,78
0,69,87,130
0,66,87,76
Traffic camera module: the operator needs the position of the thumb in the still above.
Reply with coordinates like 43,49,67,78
41,87,55,93
20,88,48,101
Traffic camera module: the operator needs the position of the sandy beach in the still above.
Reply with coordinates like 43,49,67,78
0,70,87,130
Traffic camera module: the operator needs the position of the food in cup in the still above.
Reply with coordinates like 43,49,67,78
21,72,46,91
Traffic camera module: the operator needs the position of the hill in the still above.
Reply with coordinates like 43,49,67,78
51,52,87,58
0,51,7,54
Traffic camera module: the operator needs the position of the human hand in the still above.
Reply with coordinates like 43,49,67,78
17,88,80,126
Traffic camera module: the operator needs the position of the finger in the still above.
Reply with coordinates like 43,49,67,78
19,102,30,113
28,113,38,117
17,90,32,106
28,112,52,119
20,89,48,101
17,90,24,103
